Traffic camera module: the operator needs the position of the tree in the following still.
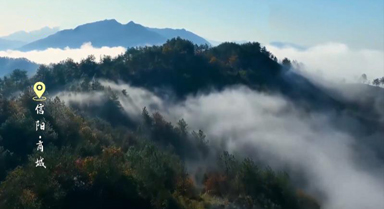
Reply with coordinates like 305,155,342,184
360,74,368,84
0,39,327,209
282,58,292,69
373,78,381,86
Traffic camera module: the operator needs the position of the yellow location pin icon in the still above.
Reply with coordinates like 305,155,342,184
33,82,47,101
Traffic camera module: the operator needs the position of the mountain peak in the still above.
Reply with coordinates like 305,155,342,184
18,19,210,51
19,19,166,50
0,27,60,43
87,19,120,26
102,19,119,23
125,21,144,28
73,19,122,32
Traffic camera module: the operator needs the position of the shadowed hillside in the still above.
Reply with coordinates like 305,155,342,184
0,57,39,77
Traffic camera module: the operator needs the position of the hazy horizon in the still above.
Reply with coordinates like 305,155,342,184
1,0,383,51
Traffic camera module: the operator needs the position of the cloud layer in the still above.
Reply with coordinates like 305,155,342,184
2,40,381,208
1,42,382,84
0,43,126,65
267,42,384,81
55,81,384,209
169,87,384,209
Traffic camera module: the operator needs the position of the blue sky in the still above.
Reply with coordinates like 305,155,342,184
1,0,383,50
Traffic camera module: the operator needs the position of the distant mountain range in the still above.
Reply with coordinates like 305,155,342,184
147,27,208,45
1,27,60,43
0,38,26,50
19,19,210,51
0,20,211,77
0,57,39,77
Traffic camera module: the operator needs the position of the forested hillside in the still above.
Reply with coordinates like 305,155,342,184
0,38,382,209
0,57,39,77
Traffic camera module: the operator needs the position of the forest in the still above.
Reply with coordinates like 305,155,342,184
0,38,382,209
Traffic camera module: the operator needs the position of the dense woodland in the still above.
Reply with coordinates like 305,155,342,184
1,38,379,209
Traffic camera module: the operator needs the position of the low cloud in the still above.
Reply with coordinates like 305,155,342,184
266,43,384,81
54,80,163,121
169,86,384,209
0,43,126,65
56,81,384,209
98,81,164,119
55,91,105,106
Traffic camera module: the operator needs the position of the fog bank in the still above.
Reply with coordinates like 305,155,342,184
267,42,384,81
56,81,384,209
0,42,126,65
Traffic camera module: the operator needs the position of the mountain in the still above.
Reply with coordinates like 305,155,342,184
0,57,39,77
1,27,59,43
19,20,166,51
207,39,222,46
147,27,210,45
0,38,26,50
19,19,210,51
0,39,381,209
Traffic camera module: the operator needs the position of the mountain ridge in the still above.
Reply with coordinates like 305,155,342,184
1,27,59,43
19,19,210,51
0,38,26,50
0,57,39,76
